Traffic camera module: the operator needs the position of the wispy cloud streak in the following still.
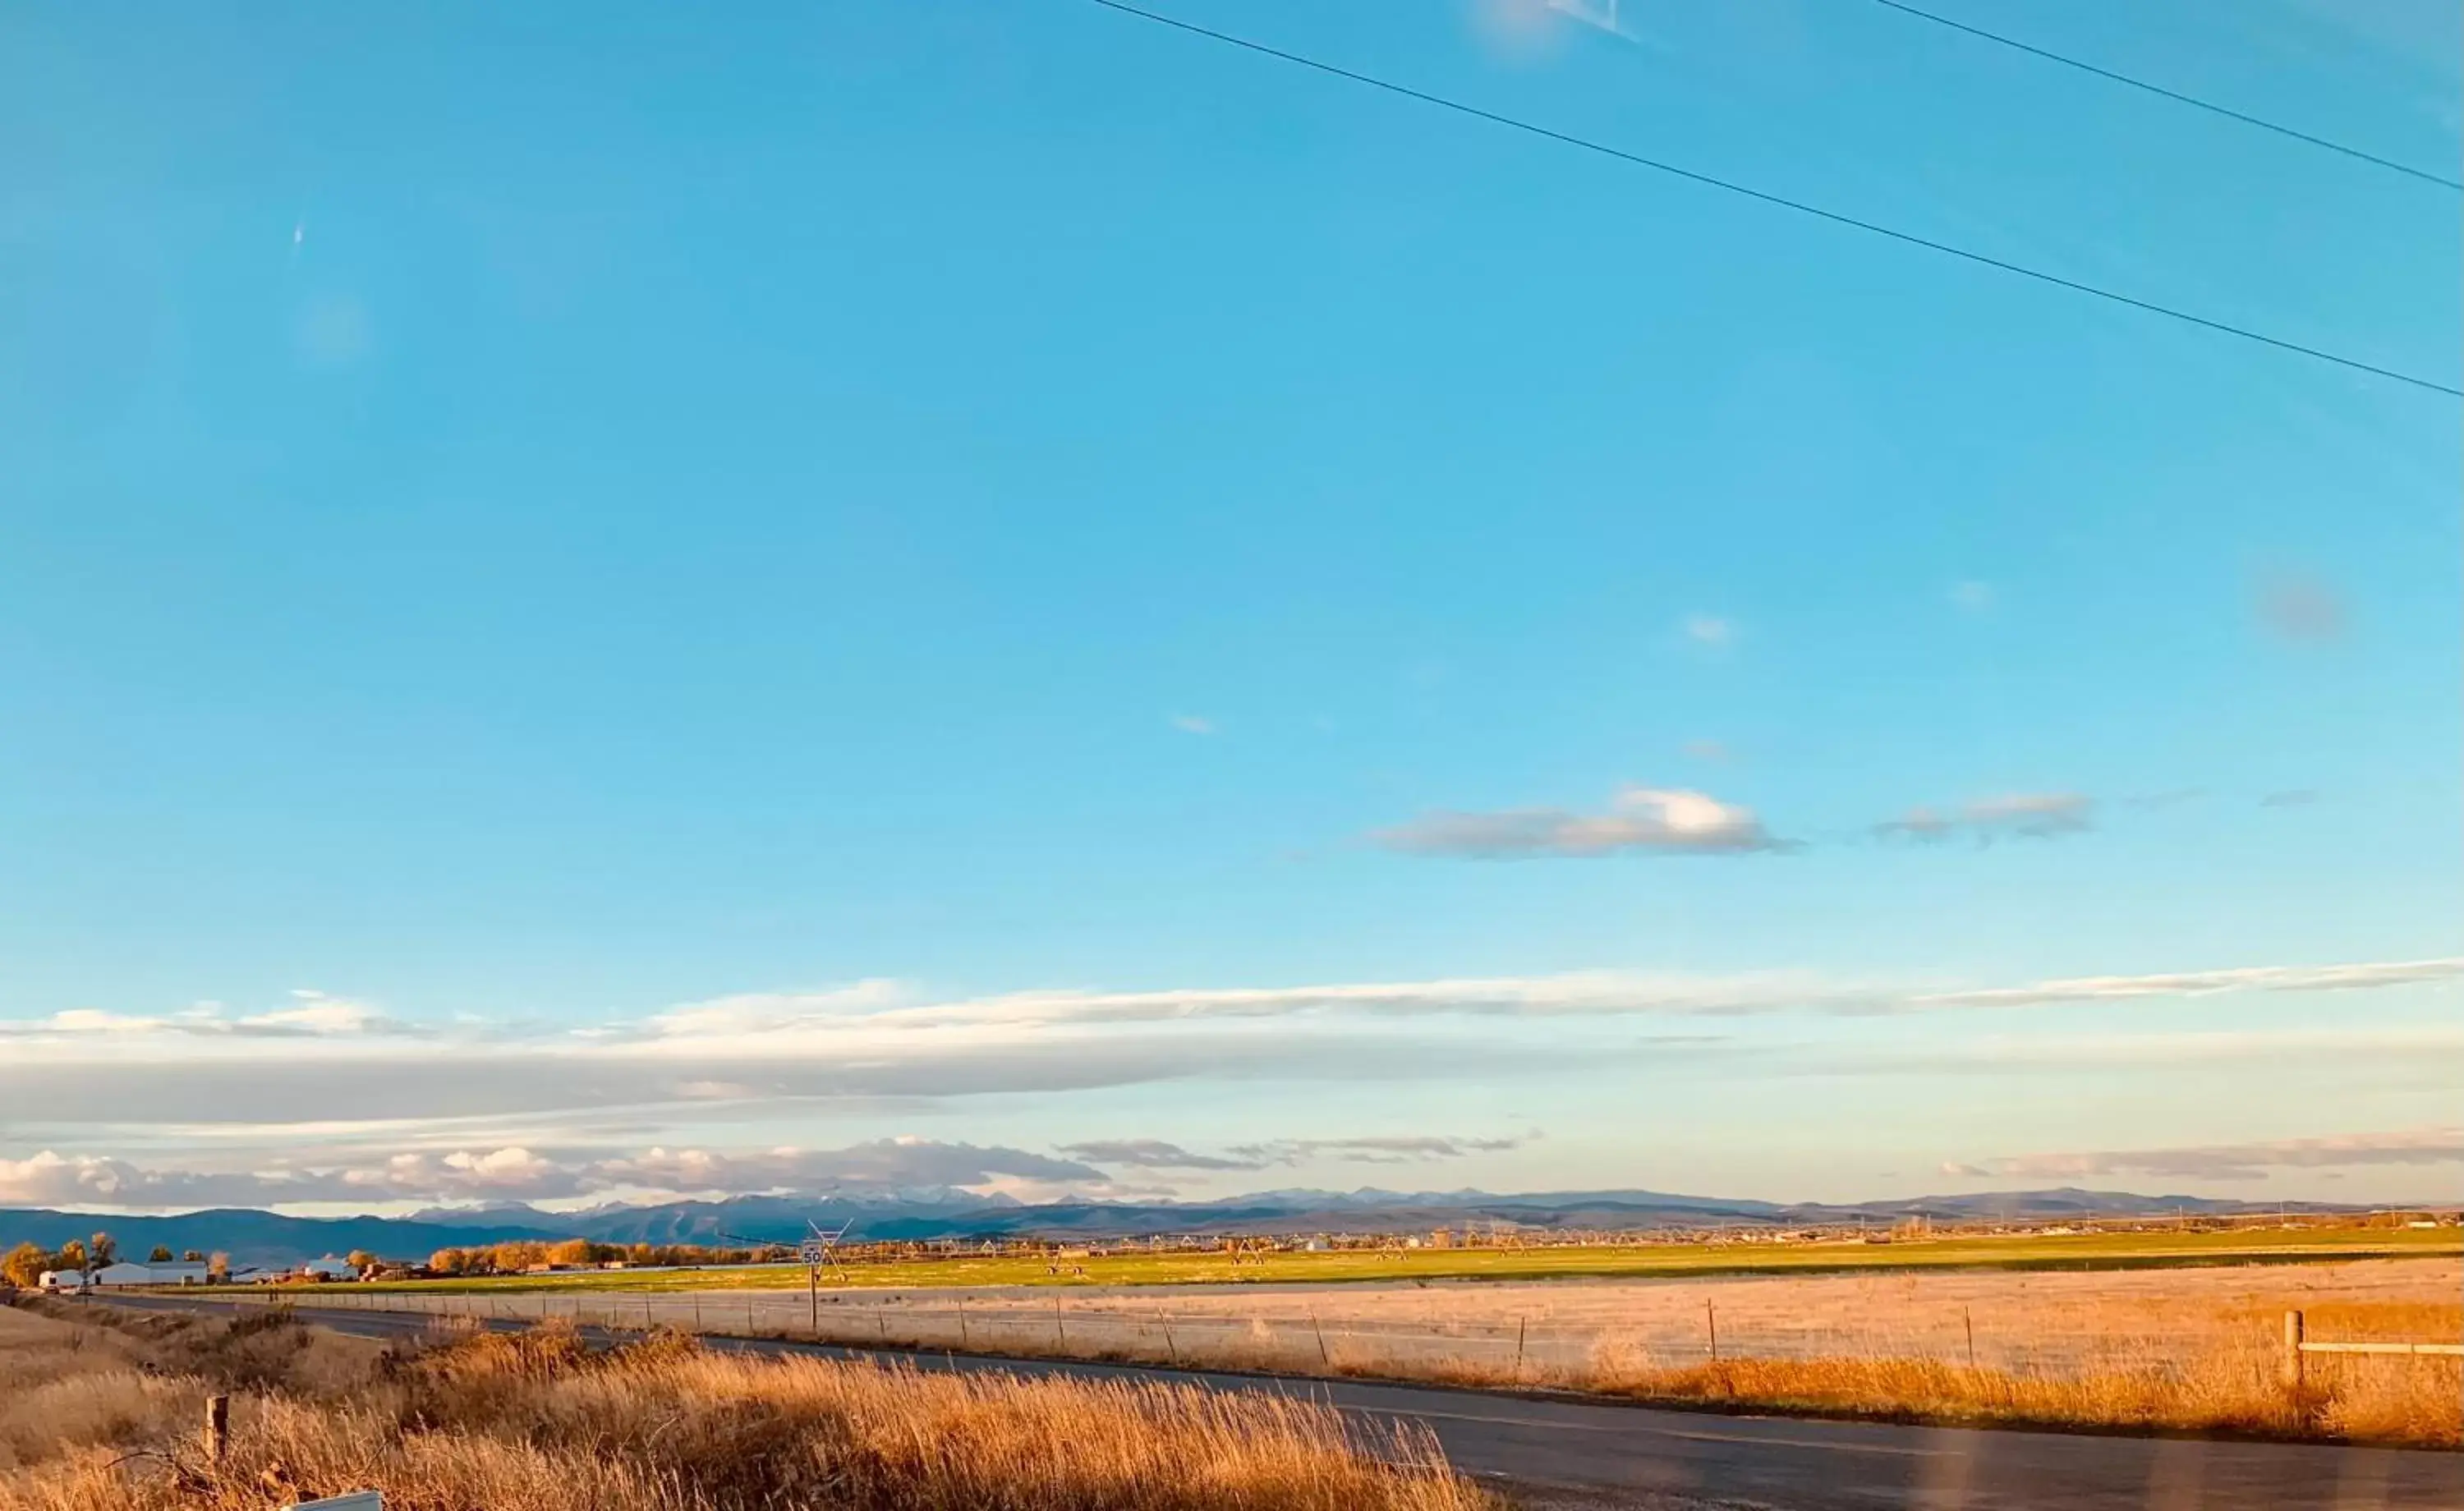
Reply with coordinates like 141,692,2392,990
1945,1126,2464,1183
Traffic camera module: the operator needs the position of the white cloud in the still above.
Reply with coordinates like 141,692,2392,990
0,1146,590,1209
1851,1023,2464,1079
1055,1139,1259,1172
644,980,910,1039
241,990,401,1036
0,1137,1116,1213
1682,613,1734,646
0,991,413,1040
1059,1132,1533,1171
1227,1133,1533,1166
595,1139,1104,1195
2,959,2453,1152
1374,785,1779,857
1878,792,2093,843
1905,961,2464,1013
1950,1126,2464,1183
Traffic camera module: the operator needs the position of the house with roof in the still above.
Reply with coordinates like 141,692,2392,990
90,1260,213,1287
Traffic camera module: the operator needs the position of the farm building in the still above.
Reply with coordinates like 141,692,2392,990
37,1270,87,1292
90,1261,213,1287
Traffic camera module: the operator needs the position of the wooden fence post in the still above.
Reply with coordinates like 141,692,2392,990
202,1393,229,1465
2282,1310,2305,1392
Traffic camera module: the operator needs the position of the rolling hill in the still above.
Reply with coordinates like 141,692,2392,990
0,1187,2376,1267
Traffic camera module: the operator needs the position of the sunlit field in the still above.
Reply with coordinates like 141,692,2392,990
205,1251,2464,1448
0,1299,1481,1510
282,1223,2459,1297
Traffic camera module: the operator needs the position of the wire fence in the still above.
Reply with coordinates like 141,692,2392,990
223,1285,2246,1380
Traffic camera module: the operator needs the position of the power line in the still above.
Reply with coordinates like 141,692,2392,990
1083,0,2460,398
1866,0,2461,192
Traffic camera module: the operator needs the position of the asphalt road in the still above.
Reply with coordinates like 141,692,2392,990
92,1294,2462,1510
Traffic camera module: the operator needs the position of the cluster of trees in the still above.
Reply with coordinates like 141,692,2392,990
1,1233,221,1288
2,1232,798,1289
425,1238,791,1275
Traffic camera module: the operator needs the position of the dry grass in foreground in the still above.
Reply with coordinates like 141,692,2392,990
1388,1335,2460,1449
0,1301,1486,1511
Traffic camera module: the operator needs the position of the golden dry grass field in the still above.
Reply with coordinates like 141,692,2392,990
330,1224,2462,1296
0,1299,1484,1511
316,1254,2462,1447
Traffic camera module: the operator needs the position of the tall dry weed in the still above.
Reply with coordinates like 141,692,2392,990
1559,1332,2461,1446
0,1306,1487,1511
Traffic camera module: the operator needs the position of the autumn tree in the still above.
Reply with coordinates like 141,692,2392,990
149,1245,175,1263
429,1247,467,1276
488,1241,546,1273
346,1250,377,1274
57,1239,87,1270
2,1242,45,1288
207,1252,231,1282
87,1233,116,1266
184,1250,205,1263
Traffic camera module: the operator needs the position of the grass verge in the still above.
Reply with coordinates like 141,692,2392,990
0,1298,1488,1510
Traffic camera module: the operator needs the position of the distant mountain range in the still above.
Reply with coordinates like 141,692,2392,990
0,1207,567,1270
0,1186,2378,1268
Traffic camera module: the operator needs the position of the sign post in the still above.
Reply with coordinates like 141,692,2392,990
798,1238,827,1334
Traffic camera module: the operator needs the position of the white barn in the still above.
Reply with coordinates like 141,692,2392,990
90,1261,213,1288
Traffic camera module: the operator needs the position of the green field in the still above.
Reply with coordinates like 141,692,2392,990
237,1224,2458,1297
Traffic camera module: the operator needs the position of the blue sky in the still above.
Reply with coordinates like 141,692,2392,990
2,0,2457,1215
